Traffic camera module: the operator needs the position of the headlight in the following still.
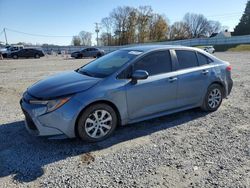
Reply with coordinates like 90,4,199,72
29,97,70,113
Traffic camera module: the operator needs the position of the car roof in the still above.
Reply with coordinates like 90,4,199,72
122,45,200,52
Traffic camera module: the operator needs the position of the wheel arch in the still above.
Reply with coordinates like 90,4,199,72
74,100,122,138
209,81,226,98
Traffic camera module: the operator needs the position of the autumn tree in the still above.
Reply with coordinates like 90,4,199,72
149,14,168,41
137,6,153,43
126,9,138,44
233,0,250,36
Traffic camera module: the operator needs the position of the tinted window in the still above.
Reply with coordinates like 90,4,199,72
134,51,172,76
117,65,132,79
197,52,213,66
176,50,198,69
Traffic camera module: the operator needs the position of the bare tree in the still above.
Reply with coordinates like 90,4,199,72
169,21,191,40
79,31,92,46
71,36,81,46
207,21,221,36
101,17,113,45
100,32,113,46
183,13,210,38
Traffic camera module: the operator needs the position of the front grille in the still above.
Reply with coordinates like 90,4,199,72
23,111,37,130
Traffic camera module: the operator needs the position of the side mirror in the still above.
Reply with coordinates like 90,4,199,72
131,70,149,84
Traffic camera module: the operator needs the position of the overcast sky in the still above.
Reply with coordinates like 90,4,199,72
0,0,247,45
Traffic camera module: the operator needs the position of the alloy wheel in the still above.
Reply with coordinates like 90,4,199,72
84,110,112,139
208,88,222,109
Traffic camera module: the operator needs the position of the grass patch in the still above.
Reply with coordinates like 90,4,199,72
194,44,250,52
228,44,250,52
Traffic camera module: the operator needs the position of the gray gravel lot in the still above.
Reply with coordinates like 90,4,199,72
0,52,249,187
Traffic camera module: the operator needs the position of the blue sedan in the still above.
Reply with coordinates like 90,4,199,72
20,45,233,142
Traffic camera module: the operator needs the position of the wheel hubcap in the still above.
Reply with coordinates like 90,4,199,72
208,88,222,109
85,110,112,138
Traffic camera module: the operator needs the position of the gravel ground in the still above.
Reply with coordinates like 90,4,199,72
0,52,249,188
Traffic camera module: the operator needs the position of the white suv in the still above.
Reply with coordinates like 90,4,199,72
203,46,215,54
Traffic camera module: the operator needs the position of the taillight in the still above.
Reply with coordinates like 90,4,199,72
226,65,232,71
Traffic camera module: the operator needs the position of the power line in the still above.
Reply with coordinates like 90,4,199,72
5,28,74,38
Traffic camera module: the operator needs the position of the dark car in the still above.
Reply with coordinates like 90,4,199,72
71,47,105,59
8,48,45,59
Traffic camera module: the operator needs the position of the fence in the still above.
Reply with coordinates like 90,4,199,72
41,34,250,54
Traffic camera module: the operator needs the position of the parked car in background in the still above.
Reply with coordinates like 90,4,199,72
20,45,233,142
8,48,45,59
1,45,24,58
203,46,215,54
71,48,105,58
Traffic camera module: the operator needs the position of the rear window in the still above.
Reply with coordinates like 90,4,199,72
176,50,198,69
197,52,213,66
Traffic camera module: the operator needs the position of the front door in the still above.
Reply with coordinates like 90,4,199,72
125,50,178,120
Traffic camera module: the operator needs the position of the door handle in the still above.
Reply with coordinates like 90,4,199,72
169,77,178,82
202,69,209,75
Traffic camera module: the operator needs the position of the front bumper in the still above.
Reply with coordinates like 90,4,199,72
20,99,65,137
20,94,84,138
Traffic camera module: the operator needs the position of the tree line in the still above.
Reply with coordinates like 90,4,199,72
72,2,250,46
98,5,223,46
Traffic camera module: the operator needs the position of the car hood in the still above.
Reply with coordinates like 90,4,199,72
27,71,101,99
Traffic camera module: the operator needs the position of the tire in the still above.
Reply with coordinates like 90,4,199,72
201,84,223,112
77,103,118,142
96,53,102,58
34,54,40,58
12,54,18,59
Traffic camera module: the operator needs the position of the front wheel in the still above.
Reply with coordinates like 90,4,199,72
77,103,117,142
96,53,102,58
201,84,223,112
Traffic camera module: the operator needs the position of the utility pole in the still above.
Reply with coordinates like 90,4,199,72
95,23,100,46
3,28,8,45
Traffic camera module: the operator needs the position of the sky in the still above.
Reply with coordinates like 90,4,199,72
0,0,247,45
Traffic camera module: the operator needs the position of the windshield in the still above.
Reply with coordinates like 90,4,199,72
77,50,142,78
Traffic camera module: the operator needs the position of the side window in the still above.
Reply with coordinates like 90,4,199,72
175,50,198,69
197,52,213,66
134,51,172,76
117,66,132,79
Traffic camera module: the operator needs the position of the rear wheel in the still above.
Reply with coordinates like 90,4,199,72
34,54,40,58
77,103,117,142
201,84,223,112
12,54,18,59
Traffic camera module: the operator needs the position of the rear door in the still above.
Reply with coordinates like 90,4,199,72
174,50,211,108
125,50,178,120
27,49,35,57
18,49,28,57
